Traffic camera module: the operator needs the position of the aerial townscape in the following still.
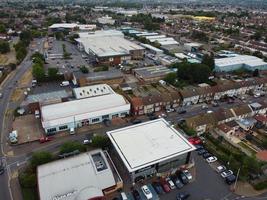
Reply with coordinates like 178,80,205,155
0,0,267,200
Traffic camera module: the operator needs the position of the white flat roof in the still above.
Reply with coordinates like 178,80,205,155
38,150,116,200
215,55,267,68
41,93,130,128
107,119,195,172
73,84,114,99
49,23,77,29
78,30,144,57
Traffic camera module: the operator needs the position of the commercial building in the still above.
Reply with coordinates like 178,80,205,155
97,16,115,25
72,69,124,86
132,65,172,82
76,30,144,65
48,23,96,32
41,84,130,134
215,55,267,72
107,119,195,183
37,149,123,200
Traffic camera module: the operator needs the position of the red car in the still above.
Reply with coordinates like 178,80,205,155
160,180,171,193
188,137,202,145
39,136,53,143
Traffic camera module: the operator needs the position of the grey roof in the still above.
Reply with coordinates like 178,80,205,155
74,69,123,82
133,65,172,79
23,90,69,104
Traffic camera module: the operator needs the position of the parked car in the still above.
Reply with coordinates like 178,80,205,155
141,185,153,199
221,170,233,178
225,174,236,185
194,144,204,150
182,170,192,181
132,189,141,200
203,152,212,159
176,192,190,200
131,119,142,124
39,136,53,143
171,176,184,189
216,165,227,173
178,171,189,184
160,180,171,193
166,177,176,189
198,149,207,155
206,156,218,163
0,160,4,175
166,108,175,113
188,137,202,145
152,182,164,195
178,110,186,114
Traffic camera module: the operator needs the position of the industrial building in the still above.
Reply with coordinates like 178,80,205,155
76,30,144,65
215,55,267,72
37,149,123,200
41,84,130,134
48,23,96,32
132,65,173,82
107,119,195,183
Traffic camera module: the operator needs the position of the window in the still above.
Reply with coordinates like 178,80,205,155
112,114,119,118
47,128,56,133
120,112,128,117
92,118,100,123
102,115,109,120
59,125,68,130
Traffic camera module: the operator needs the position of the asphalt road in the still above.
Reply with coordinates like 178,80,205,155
0,38,44,200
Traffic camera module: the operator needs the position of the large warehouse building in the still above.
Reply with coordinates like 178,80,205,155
41,84,130,134
37,149,122,200
215,55,267,72
107,119,196,183
76,30,145,65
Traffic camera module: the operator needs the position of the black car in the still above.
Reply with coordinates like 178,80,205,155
171,176,184,189
225,174,236,185
152,182,164,194
131,119,142,124
194,144,204,151
0,160,4,175
203,152,212,159
198,149,207,155
178,110,186,114
178,172,189,184
149,115,158,120
132,189,141,200
176,192,190,200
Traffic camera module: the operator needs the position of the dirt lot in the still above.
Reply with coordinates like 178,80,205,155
19,69,32,88
10,88,24,102
0,48,16,65
12,114,44,144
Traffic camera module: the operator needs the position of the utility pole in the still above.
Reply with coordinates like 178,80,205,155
233,167,241,192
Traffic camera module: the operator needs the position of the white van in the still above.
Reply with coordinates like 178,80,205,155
120,192,128,200
70,128,75,135
60,81,70,87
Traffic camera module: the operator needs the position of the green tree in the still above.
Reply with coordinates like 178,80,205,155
80,66,89,74
8,63,16,71
91,135,110,149
30,151,53,169
164,72,177,85
60,141,86,154
19,172,37,188
32,63,45,81
19,30,32,46
0,40,10,53
48,68,59,80
0,23,6,33
252,51,263,59
202,54,215,70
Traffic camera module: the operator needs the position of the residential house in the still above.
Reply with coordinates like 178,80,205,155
254,115,267,126
216,124,236,138
230,104,253,119
179,87,200,106
235,118,257,131
213,108,235,125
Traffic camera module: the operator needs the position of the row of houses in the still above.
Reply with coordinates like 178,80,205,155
180,77,267,106
186,101,267,135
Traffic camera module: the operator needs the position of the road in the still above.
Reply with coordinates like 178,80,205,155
0,38,45,200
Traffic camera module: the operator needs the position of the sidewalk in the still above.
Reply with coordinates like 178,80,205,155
233,181,267,197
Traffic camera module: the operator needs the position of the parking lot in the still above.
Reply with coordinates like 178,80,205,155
45,39,92,74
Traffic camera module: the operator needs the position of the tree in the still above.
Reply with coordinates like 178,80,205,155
19,172,37,188
0,40,10,53
30,151,53,169
0,24,6,33
164,72,177,85
59,141,86,154
80,66,89,74
8,63,16,71
48,68,59,80
91,135,110,149
19,30,32,46
202,54,215,70
251,31,262,41
32,63,45,81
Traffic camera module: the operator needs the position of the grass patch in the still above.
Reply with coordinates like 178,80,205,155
10,88,24,102
93,65,109,72
238,142,257,156
21,188,38,200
